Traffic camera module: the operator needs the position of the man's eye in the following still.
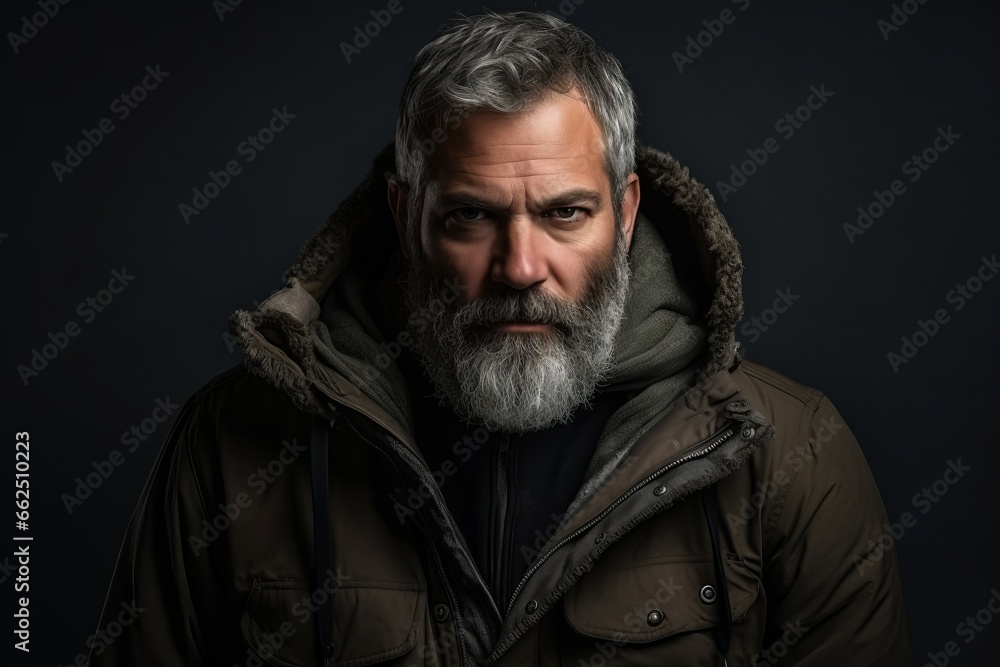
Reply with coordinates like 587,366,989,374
452,207,487,222
548,207,583,221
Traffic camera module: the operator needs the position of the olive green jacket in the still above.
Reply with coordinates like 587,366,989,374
89,143,913,666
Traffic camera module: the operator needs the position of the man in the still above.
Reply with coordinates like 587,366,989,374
90,10,913,666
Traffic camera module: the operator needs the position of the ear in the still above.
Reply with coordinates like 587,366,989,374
620,172,641,251
386,176,411,260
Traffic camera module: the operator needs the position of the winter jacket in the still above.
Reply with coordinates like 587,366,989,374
89,141,914,666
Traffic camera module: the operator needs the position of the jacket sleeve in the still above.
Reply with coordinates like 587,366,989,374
759,394,914,665
87,388,247,666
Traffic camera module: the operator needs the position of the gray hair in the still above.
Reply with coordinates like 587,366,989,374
394,10,637,240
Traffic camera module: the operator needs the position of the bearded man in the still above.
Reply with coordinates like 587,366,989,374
89,10,913,666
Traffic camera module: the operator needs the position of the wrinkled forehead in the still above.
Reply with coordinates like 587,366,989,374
424,88,609,195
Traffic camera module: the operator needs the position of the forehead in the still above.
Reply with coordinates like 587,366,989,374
427,89,608,195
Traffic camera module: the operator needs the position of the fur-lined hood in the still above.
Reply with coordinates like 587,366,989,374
90,141,913,667
228,140,746,424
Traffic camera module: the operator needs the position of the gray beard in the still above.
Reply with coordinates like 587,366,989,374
403,225,631,433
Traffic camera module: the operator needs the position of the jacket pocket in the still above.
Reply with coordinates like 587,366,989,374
559,554,759,665
240,577,426,667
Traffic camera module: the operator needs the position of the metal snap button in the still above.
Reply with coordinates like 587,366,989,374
647,610,664,626
741,425,755,440
595,532,606,544
653,484,667,496
525,599,538,614
433,604,450,622
699,584,717,604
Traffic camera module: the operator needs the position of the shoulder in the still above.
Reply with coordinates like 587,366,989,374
163,364,311,473
731,358,824,415
727,360,886,562
728,358,860,477
729,358,840,444
180,363,305,427
729,356,876,505
186,363,289,408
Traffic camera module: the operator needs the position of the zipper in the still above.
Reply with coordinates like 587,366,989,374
337,409,504,663
339,403,501,617
424,516,469,667
340,414,476,665
504,423,737,617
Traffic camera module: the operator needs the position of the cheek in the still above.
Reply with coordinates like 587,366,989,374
550,252,591,299
423,237,492,302
552,234,616,297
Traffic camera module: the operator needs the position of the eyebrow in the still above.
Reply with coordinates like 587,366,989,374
436,187,605,212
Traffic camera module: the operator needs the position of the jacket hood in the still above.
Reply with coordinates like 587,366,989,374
229,140,746,431
229,140,770,662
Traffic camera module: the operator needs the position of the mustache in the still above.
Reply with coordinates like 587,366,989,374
453,288,580,331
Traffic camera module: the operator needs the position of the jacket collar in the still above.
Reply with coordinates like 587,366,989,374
230,140,778,661
230,140,748,426
228,132,778,523
228,140,775,503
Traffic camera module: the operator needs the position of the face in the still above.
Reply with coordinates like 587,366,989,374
389,87,641,432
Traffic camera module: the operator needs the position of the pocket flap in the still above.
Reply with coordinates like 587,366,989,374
562,554,759,643
241,578,426,667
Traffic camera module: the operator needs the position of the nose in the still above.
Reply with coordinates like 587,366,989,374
491,217,548,290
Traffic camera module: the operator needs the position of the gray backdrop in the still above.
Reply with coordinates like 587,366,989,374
3,0,998,665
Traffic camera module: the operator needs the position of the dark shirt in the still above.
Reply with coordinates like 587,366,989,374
399,353,628,610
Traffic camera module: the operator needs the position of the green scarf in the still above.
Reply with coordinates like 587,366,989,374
309,211,709,498
567,211,709,515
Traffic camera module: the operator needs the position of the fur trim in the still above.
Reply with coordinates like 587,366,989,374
230,140,746,404
228,308,327,418
634,144,743,373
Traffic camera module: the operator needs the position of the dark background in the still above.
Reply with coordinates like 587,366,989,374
3,0,998,664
